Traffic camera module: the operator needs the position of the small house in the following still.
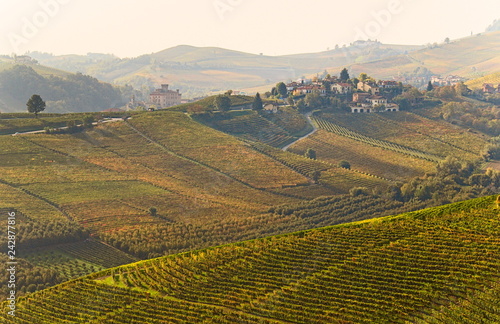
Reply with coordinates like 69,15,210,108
263,103,278,113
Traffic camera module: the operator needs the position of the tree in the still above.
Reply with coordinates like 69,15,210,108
339,160,351,169
148,207,157,217
373,104,386,112
359,73,368,82
444,37,450,44
276,82,288,98
83,115,95,128
287,96,295,106
312,170,321,183
426,81,434,92
350,187,369,197
296,98,307,112
252,93,263,111
304,148,316,160
340,68,350,81
66,120,78,133
271,87,278,97
454,82,470,96
214,95,231,112
187,104,206,115
27,94,46,117
305,91,322,109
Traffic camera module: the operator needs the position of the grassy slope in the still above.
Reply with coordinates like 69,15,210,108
3,195,499,323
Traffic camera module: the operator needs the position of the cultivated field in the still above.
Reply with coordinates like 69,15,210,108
2,196,498,323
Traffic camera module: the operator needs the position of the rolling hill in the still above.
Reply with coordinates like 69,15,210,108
2,195,499,323
24,31,500,100
28,42,422,99
339,31,500,82
0,102,497,301
0,61,126,113
4,108,431,296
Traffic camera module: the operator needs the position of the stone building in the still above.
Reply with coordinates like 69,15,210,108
150,84,182,108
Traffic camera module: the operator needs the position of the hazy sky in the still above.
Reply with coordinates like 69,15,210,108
0,0,499,57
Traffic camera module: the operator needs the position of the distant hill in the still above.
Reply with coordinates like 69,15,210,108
2,195,499,323
28,42,421,99
0,62,126,113
334,31,500,84
27,32,500,98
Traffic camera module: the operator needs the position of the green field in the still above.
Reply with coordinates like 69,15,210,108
2,196,498,323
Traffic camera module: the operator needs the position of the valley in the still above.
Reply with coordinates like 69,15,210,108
0,19,499,323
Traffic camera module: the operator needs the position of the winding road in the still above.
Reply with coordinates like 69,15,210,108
281,111,317,151
8,118,125,136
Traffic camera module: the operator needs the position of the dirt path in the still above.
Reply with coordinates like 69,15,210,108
282,112,317,151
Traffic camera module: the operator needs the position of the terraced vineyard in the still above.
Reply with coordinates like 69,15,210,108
465,71,500,90
288,129,436,181
318,111,486,160
263,106,312,136
5,112,311,236
249,141,392,194
98,193,427,258
3,196,499,323
195,110,304,148
22,240,138,280
311,116,442,161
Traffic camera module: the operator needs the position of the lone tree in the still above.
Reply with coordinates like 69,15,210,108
27,94,46,117
214,95,231,112
339,160,351,169
276,82,288,98
340,68,350,81
304,148,317,160
312,170,321,183
252,92,263,110
426,81,434,92
148,207,158,217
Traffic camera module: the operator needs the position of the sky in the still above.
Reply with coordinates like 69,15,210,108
0,0,499,58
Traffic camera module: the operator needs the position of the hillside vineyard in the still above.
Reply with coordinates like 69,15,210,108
1,196,499,323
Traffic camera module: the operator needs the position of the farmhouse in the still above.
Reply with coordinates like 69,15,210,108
292,85,327,96
263,103,278,113
482,83,500,94
331,83,353,94
350,94,399,113
357,81,380,94
150,84,182,108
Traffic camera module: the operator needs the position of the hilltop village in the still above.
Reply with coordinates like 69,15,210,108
246,69,429,114
283,73,404,113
